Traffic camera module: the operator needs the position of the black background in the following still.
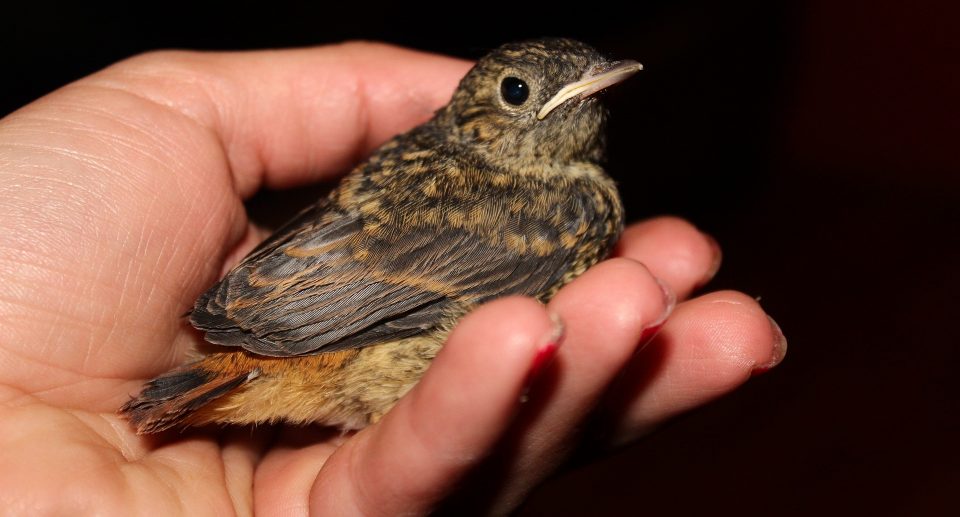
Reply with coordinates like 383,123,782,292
4,1,958,514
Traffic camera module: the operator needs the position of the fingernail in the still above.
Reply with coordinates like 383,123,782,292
639,276,676,344
753,315,788,375
522,313,564,397
695,233,723,289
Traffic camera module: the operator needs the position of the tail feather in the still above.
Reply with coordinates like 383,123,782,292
120,363,260,434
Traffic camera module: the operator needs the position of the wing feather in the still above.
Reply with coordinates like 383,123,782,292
190,175,589,357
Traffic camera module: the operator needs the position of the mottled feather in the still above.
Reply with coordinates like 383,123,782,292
190,125,619,357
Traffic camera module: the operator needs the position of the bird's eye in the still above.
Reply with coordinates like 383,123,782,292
500,76,530,106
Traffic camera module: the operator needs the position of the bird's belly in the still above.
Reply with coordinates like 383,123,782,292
191,336,444,430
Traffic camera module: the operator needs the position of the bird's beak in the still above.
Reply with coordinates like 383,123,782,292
536,60,643,120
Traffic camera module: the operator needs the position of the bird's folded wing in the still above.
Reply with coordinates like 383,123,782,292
190,199,578,357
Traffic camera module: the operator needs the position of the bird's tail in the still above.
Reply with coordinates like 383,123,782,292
120,360,260,434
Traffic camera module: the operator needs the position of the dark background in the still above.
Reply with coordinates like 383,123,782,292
4,0,958,514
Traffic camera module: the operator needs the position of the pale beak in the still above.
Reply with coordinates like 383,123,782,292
536,60,643,120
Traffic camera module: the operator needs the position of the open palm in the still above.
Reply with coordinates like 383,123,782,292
0,43,784,515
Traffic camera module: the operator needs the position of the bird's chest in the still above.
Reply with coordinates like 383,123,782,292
369,165,614,239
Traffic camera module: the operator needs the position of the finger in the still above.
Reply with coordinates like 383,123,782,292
78,42,472,196
464,259,672,514
252,427,347,516
308,297,560,516
614,216,722,299
602,290,787,446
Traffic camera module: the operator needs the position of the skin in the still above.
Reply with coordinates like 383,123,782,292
0,42,786,515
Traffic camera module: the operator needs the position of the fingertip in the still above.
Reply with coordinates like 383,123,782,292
444,296,558,364
646,290,784,406
700,231,723,289
691,291,783,376
753,315,788,375
616,216,721,298
551,258,672,358
604,290,786,444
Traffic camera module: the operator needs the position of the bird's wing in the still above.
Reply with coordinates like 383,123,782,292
189,192,583,357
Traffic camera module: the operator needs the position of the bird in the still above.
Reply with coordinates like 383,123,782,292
120,38,641,434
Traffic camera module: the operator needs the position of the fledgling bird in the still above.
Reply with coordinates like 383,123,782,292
121,38,641,433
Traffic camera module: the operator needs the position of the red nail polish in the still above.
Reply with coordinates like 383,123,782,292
639,323,663,344
521,314,564,399
527,341,559,384
522,340,562,401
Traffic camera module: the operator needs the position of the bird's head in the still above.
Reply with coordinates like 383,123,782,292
437,38,641,168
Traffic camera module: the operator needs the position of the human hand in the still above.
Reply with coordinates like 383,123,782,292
0,42,785,515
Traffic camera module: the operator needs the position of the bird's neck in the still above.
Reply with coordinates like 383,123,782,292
407,117,606,178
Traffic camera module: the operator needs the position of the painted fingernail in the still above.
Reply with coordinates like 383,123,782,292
522,313,564,397
753,315,788,375
696,232,723,289
639,276,676,344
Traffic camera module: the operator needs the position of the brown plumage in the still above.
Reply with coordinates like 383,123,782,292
121,38,640,434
